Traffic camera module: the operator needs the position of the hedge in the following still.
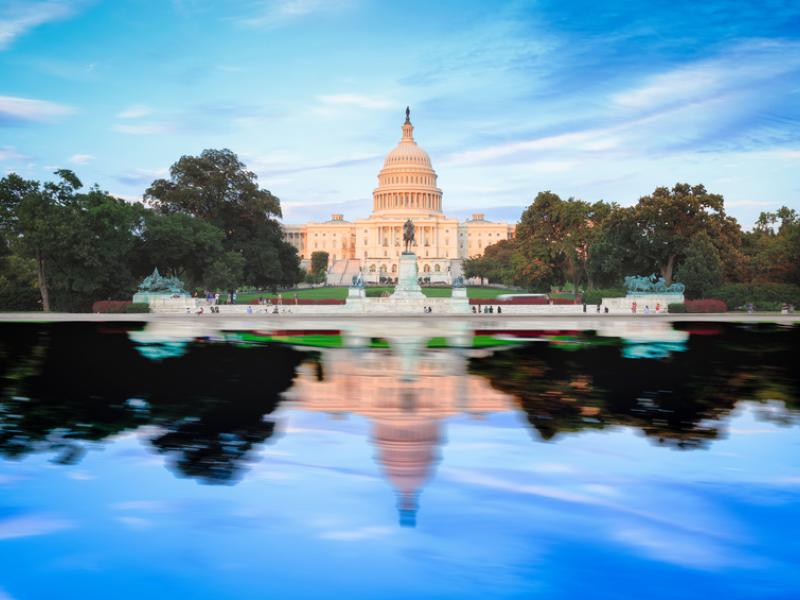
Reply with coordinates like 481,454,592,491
668,303,687,313
125,302,150,313
685,299,727,313
92,300,131,313
710,283,800,311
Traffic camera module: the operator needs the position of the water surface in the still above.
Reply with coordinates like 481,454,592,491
0,321,798,599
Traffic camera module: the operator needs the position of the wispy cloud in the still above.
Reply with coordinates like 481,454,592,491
117,104,152,119
0,1,76,50
115,167,168,186
68,153,94,164
0,513,74,540
317,94,394,111
0,95,74,124
112,122,174,135
0,146,29,161
234,0,351,29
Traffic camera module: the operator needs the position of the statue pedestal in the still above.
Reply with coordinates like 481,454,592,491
391,253,424,299
452,287,467,299
348,287,366,298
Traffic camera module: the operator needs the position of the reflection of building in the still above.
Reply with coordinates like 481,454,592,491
282,110,515,284
284,348,514,526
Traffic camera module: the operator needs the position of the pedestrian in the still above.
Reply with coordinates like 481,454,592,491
497,306,502,314
214,292,220,305
632,301,637,314
246,305,253,314
582,303,587,313
604,306,609,314
655,303,661,313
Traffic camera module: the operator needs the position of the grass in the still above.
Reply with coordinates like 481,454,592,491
223,286,519,303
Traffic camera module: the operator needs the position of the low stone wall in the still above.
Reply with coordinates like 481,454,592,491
148,296,606,316
601,295,683,314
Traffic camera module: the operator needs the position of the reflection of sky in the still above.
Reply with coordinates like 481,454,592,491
1,403,799,599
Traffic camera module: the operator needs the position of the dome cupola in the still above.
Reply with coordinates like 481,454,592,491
372,107,443,216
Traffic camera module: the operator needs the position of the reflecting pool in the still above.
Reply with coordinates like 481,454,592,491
0,321,798,599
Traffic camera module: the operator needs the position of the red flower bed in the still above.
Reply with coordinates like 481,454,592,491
684,299,727,313
92,300,131,313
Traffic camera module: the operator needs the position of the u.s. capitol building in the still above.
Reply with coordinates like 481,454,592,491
282,109,515,284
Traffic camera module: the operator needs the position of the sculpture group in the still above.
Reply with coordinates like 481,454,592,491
138,268,186,295
624,274,685,295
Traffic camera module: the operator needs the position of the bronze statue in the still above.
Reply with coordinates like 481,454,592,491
405,106,411,124
403,218,415,253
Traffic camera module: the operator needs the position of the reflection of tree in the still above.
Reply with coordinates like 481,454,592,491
470,325,799,448
0,323,306,483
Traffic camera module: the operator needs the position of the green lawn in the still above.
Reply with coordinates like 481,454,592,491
224,286,519,302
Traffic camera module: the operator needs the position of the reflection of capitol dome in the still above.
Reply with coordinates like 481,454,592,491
372,416,441,528
372,107,443,216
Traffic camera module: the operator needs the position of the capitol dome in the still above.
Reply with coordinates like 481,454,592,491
372,107,443,216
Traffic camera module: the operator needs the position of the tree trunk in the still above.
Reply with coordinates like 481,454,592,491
660,254,675,286
36,253,51,312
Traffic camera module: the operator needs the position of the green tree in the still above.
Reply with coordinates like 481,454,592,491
136,211,229,288
0,171,83,311
745,207,800,285
310,251,329,276
145,149,299,289
673,232,724,298
629,183,727,285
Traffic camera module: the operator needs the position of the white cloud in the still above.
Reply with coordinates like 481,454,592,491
66,470,95,480
317,94,394,110
0,1,75,50
0,514,74,540
112,122,172,135
612,40,800,112
235,0,347,28
69,153,94,164
0,95,74,122
117,104,152,119
0,146,28,161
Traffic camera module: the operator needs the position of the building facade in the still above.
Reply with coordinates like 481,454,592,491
282,110,515,284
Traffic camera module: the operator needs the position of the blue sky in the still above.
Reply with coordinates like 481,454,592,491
1,0,799,226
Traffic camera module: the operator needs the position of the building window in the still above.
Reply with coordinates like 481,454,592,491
370,264,376,272
391,264,397,273
423,264,430,273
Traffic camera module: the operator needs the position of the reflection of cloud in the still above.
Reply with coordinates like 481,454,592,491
318,525,393,541
0,514,73,540
112,500,171,512
115,516,152,530
66,470,95,481
614,527,732,570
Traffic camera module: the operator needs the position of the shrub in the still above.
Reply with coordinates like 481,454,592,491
125,302,150,313
684,299,727,313
709,283,800,311
92,300,131,313
668,303,687,313
583,288,626,305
